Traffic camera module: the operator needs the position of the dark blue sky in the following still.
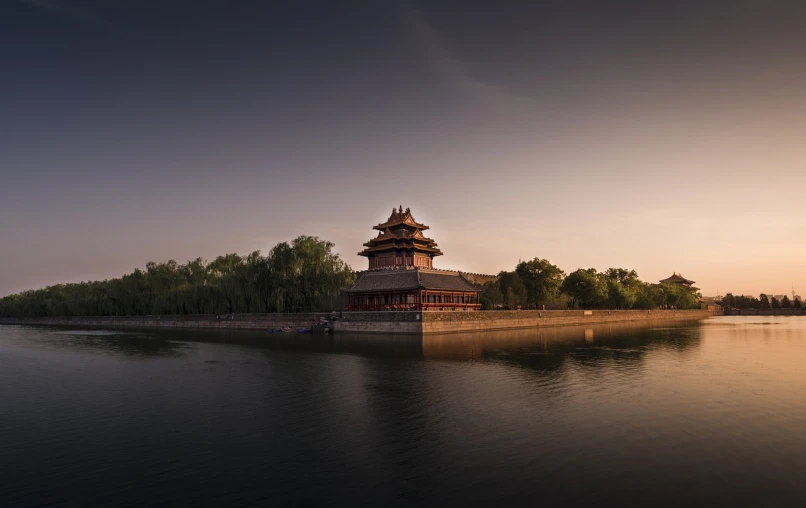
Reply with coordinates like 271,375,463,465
2,0,806,296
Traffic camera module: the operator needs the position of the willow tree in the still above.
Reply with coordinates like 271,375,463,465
288,236,354,312
0,236,354,317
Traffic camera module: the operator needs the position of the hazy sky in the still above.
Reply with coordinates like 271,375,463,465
2,0,805,298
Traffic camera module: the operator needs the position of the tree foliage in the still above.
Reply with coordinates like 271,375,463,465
479,258,704,311
603,268,641,309
0,236,354,317
497,271,528,310
514,258,565,309
561,269,607,309
718,293,804,310
479,281,504,310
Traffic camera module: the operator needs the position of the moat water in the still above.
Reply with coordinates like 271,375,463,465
1,316,806,507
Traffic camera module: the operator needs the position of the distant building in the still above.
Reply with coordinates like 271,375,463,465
701,300,722,311
660,273,696,289
698,295,721,311
342,207,492,311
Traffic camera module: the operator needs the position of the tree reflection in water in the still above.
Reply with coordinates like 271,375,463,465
8,319,704,370
9,325,188,358
420,320,702,372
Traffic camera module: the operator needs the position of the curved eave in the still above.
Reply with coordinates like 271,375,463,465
358,245,444,256
341,285,422,293
363,236,438,246
372,221,429,231
660,278,695,285
343,283,478,293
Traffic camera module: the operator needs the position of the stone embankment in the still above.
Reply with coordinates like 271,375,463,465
0,313,325,330
0,309,717,334
335,309,719,334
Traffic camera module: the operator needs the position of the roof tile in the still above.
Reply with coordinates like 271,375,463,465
343,269,481,293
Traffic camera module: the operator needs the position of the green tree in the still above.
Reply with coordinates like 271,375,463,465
497,271,528,309
515,258,565,309
604,268,640,286
606,280,635,309
289,236,354,312
561,269,607,309
661,283,699,309
794,298,803,309
0,236,354,317
781,295,792,308
633,283,661,310
603,268,641,309
479,281,504,310
759,294,770,309
771,297,781,309
209,253,243,314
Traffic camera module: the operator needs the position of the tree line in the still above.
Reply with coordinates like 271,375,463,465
0,236,355,318
479,258,702,310
719,293,803,309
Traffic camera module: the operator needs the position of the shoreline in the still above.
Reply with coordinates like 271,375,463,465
0,309,719,335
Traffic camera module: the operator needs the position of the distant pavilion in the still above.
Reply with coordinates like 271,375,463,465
660,273,696,289
342,207,486,311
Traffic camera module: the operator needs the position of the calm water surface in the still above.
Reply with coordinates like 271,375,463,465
2,316,806,507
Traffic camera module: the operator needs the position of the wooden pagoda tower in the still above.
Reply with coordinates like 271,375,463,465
359,206,442,269
343,206,483,311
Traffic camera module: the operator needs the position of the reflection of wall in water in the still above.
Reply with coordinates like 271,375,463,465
418,320,704,374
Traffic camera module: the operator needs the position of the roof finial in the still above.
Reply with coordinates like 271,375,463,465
399,205,403,213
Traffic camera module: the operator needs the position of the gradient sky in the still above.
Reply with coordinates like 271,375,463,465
2,0,805,298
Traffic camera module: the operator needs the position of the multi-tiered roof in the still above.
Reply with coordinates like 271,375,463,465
359,206,442,269
660,273,695,287
342,206,487,311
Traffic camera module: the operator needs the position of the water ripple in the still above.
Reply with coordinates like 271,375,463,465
1,318,806,506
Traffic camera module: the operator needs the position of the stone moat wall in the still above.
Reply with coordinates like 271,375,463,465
417,309,718,334
0,313,323,330
2,309,718,334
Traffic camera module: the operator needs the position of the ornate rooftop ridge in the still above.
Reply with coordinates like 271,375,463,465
373,206,429,231
358,206,443,263
660,272,695,284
